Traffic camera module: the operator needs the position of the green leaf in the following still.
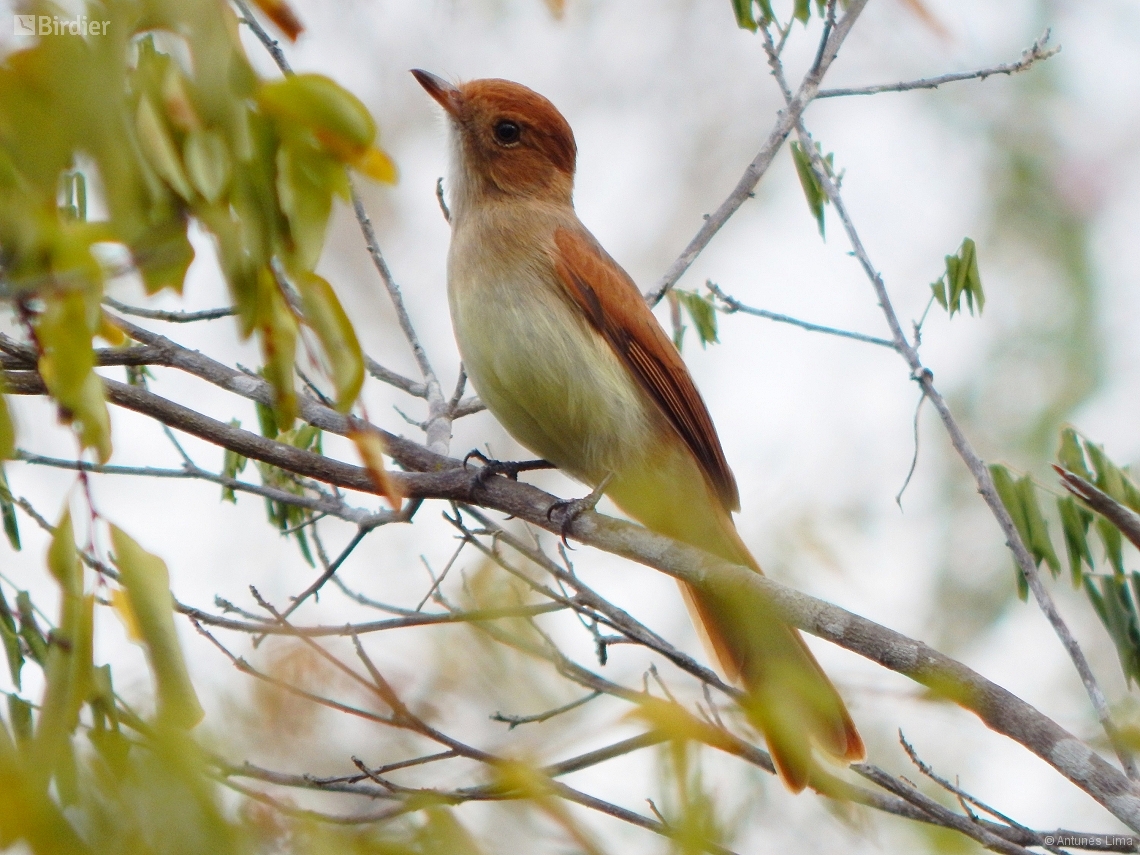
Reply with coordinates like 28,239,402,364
34,511,95,790
1086,441,1129,505
990,464,1030,545
990,464,1031,599
256,267,300,428
183,128,232,204
7,695,33,744
0,395,13,460
962,237,984,313
945,255,965,314
674,290,720,350
1097,516,1125,576
135,95,194,201
220,420,248,504
16,591,48,666
930,278,947,310
296,273,364,412
933,238,985,318
35,290,112,462
258,73,376,160
790,141,827,237
1057,495,1094,586
1018,475,1060,577
110,526,204,729
732,0,759,30
131,215,196,295
1058,427,1093,480
276,139,342,270
793,0,811,22
1088,574,1140,686
0,466,20,551
0,587,22,689
256,399,279,440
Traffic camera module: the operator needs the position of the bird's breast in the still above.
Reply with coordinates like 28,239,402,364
447,209,657,485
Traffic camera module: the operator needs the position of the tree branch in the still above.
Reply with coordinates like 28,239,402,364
645,0,871,305
816,30,1060,99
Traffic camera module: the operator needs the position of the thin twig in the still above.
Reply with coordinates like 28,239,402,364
491,691,603,730
232,0,293,74
817,30,1060,98
645,0,871,305
707,281,896,349
102,296,236,323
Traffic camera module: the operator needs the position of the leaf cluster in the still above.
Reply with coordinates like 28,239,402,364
0,0,389,468
992,429,1140,685
931,238,985,317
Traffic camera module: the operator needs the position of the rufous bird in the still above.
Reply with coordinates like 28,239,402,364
412,69,863,790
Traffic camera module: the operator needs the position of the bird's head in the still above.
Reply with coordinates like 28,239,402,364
412,70,577,213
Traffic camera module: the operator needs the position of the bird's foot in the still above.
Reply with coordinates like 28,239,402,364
546,475,612,545
463,450,553,486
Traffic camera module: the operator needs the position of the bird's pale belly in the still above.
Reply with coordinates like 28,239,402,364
449,272,657,486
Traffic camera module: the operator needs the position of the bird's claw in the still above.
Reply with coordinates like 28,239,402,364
463,450,552,486
546,476,611,546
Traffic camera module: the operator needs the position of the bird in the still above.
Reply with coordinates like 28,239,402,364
412,69,863,790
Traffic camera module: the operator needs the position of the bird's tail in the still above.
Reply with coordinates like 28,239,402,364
605,458,863,791
679,567,864,791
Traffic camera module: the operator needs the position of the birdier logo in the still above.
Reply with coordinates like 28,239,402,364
12,14,109,36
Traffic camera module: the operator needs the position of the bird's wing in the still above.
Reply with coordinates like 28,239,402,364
551,227,740,512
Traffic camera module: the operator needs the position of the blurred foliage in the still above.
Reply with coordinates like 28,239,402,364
992,430,1140,687
0,0,391,464
732,0,830,32
0,0,408,851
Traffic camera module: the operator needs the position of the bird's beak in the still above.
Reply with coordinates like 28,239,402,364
411,69,462,118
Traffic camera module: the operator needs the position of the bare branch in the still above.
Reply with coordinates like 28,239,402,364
817,30,1060,99
645,0,871,305
854,765,1036,855
491,691,603,729
102,296,236,323
707,281,896,349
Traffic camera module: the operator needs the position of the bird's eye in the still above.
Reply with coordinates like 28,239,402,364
493,120,521,145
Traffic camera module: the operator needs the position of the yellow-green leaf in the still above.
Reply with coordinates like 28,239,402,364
110,525,204,729
34,510,94,789
0,395,14,459
256,268,299,428
135,95,193,201
297,272,364,411
790,141,827,237
258,74,376,159
990,464,1030,600
131,215,196,295
0,587,23,687
674,289,719,351
1018,475,1060,577
1057,495,1094,586
276,140,338,270
1058,427,1092,480
183,128,232,203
